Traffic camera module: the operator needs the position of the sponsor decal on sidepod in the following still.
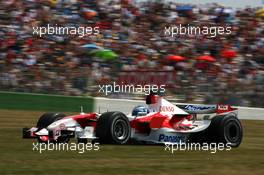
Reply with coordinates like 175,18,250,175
158,134,186,143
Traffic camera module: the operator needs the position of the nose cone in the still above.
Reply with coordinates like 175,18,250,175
47,118,77,130
35,128,49,135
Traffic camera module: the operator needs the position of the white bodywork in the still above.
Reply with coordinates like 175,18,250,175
27,95,238,144
35,117,96,140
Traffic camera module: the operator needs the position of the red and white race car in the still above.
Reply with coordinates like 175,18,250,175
23,94,243,147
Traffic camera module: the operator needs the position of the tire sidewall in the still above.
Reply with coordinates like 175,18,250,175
110,113,131,144
96,111,131,144
220,115,243,147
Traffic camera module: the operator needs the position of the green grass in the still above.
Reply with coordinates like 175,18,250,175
0,91,94,112
0,109,263,175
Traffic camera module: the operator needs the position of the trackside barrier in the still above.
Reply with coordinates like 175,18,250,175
0,91,94,112
0,91,262,120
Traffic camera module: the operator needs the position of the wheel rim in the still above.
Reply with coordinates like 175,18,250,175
113,119,128,140
225,120,240,143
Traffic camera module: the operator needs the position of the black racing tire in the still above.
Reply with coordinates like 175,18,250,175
213,115,243,147
190,115,243,147
36,112,68,143
96,111,131,144
37,112,66,128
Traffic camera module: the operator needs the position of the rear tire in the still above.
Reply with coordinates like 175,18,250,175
190,115,243,147
96,112,131,144
215,115,243,147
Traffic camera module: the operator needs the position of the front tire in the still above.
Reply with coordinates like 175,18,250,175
36,112,69,143
96,112,131,144
37,113,66,128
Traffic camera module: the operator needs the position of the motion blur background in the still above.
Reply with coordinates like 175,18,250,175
0,0,264,107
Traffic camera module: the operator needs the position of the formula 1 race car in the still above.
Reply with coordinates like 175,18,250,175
22,94,243,147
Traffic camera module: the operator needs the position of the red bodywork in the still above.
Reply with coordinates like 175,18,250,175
66,113,97,128
59,104,236,133
130,112,192,133
129,104,237,134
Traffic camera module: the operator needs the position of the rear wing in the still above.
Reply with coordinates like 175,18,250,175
177,104,237,115
216,104,237,114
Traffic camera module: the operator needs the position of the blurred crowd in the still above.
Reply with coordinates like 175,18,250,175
0,0,263,107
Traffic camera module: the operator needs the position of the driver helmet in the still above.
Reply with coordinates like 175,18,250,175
132,105,149,116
